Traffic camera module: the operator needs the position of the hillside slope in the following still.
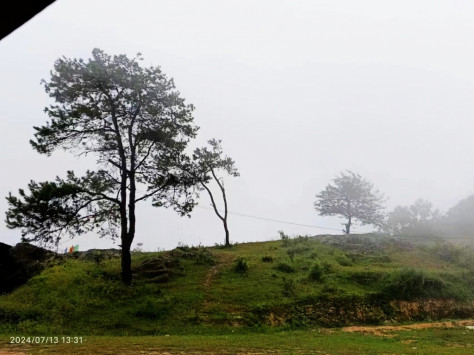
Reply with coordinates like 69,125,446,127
1,234,474,335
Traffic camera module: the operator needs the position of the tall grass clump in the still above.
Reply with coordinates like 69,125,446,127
308,262,324,281
384,268,447,300
275,262,295,273
234,257,249,274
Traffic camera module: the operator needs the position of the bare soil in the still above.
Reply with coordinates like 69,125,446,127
342,319,474,337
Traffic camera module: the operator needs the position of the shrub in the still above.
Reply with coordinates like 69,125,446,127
384,268,446,299
321,262,333,273
308,262,324,281
234,257,249,274
172,245,215,265
279,230,290,247
134,299,170,320
275,262,295,273
335,253,352,266
287,249,296,262
349,271,385,286
262,255,274,263
282,278,296,297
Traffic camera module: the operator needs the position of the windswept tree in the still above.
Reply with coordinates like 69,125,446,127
192,139,239,246
5,49,199,284
314,171,385,234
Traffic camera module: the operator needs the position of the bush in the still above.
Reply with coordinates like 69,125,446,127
262,255,274,263
384,268,446,299
321,262,333,273
309,262,324,281
275,262,295,273
349,271,385,286
287,249,296,262
134,299,170,320
172,245,215,265
279,230,290,247
335,253,352,266
282,278,296,297
234,257,249,274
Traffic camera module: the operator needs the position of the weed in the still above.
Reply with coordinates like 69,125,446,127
383,268,447,300
335,253,352,266
234,257,249,274
172,245,215,265
287,249,296,262
348,271,385,286
275,262,295,273
308,262,324,282
282,278,296,297
133,298,170,320
262,255,274,263
279,230,290,247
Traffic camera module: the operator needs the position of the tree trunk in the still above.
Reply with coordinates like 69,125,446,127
121,241,132,285
224,219,230,247
345,216,352,235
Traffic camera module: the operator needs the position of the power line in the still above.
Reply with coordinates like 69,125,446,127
385,233,474,241
196,205,344,231
197,205,474,241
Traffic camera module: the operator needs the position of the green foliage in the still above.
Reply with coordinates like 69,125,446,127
192,139,239,247
383,268,447,300
173,244,215,265
384,199,442,236
335,253,352,266
279,230,290,246
275,262,295,273
314,171,385,234
308,262,324,281
5,48,201,283
261,255,274,263
347,271,385,286
1,235,474,335
133,298,170,320
234,257,249,274
282,278,296,297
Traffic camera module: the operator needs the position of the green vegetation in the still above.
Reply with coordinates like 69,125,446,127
1,234,474,336
2,326,474,354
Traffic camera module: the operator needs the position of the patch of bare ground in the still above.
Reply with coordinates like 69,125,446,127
342,319,474,337
203,254,233,290
200,254,246,325
203,264,221,288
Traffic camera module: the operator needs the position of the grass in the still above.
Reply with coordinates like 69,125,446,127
2,326,474,354
1,234,474,336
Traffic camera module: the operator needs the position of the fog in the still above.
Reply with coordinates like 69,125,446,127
1,0,474,252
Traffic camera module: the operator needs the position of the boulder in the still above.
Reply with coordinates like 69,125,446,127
0,242,56,294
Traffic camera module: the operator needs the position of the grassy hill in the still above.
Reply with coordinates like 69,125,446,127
1,233,474,336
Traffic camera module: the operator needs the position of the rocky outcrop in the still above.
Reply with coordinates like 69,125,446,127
133,255,183,283
0,242,56,294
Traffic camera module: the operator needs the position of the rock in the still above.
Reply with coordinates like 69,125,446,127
0,242,56,294
133,255,183,283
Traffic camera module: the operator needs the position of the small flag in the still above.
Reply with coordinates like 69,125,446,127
73,245,79,252
68,246,74,253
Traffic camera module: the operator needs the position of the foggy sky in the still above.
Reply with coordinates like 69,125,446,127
1,0,474,251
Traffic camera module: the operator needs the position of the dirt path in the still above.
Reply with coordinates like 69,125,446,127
342,319,474,337
200,253,240,323
204,263,222,288
203,254,233,289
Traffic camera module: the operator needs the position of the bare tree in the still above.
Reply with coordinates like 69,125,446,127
193,139,239,246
